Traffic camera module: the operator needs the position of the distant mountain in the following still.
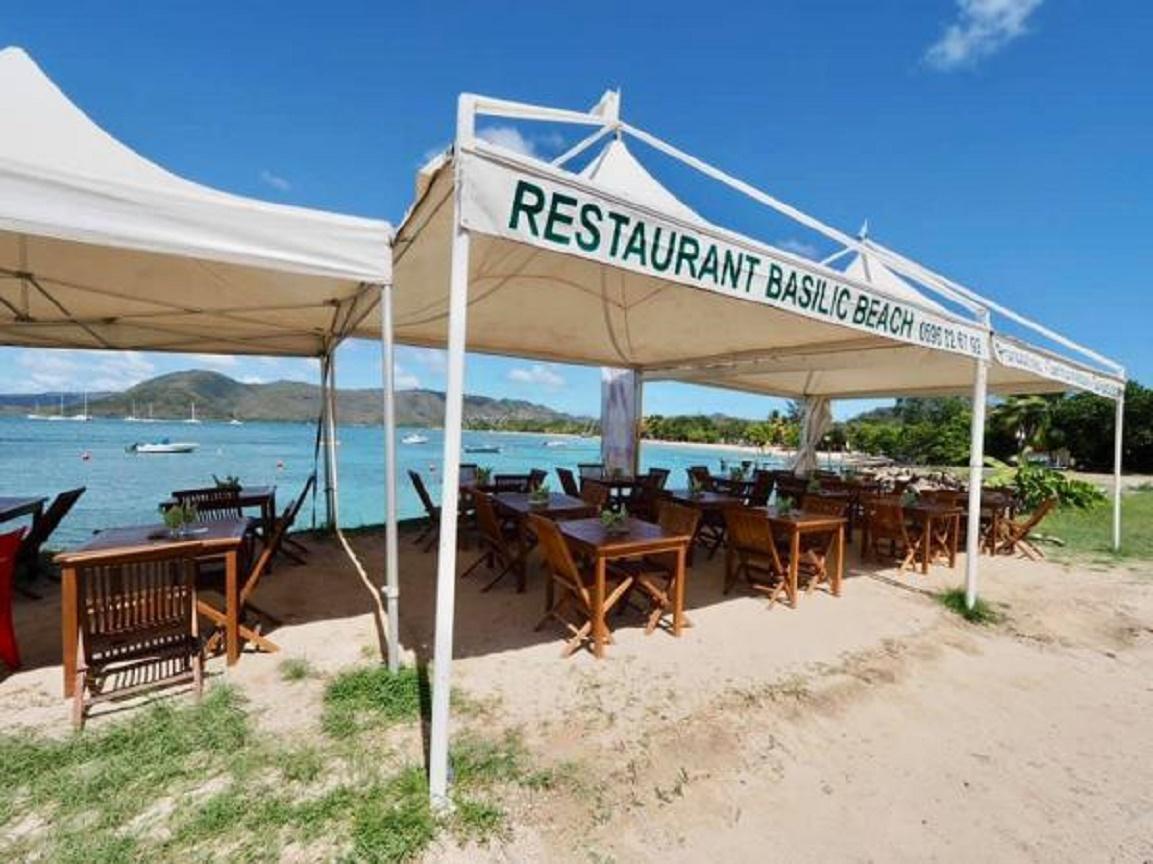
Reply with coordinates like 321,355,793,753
0,370,588,427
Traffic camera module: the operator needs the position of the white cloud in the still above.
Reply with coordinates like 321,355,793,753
259,169,292,191
190,353,238,369
777,238,819,260
507,363,565,390
13,349,156,393
395,365,421,389
402,347,446,372
478,125,537,157
925,0,1044,70
240,375,266,385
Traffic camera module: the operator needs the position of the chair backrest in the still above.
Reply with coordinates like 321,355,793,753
0,529,24,600
687,466,714,491
527,514,584,594
472,493,508,551
173,487,242,522
577,463,605,480
1017,497,1058,534
21,487,85,550
801,494,848,517
493,473,531,493
775,476,807,502
646,467,671,490
746,470,775,507
408,470,437,516
241,512,292,606
581,480,610,510
75,544,203,655
862,497,909,543
528,468,548,491
723,507,782,570
282,474,316,530
656,500,702,540
459,463,479,488
556,467,580,497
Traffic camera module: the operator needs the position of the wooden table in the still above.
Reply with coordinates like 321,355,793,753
0,496,46,526
492,492,597,591
665,489,744,510
558,517,692,658
55,517,253,696
162,486,276,539
906,502,963,574
766,507,847,607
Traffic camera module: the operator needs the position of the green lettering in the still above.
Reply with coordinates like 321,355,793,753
721,250,743,289
799,274,814,308
508,180,545,236
622,221,648,266
744,255,762,292
675,235,700,278
698,244,719,284
852,295,869,325
765,263,784,299
543,192,576,245
607,212,631,257
651,226,675,271
781,272,799,305
576,202,602,252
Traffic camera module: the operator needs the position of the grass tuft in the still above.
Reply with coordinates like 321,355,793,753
938,588,1002,624
322,665,426,738
279,657,316,682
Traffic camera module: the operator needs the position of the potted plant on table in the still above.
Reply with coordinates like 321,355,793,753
475,466,493,487
162,502,199,538
688,476,704,500
213,474,241,490
776,496,794,517
806,477,822,494
600,506,629,535
528,482,550,507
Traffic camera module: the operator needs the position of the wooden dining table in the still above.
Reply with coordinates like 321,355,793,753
492,492,597,591
766,506,847,607
55,516,254,697
558,516,692,658
905,501,963,574
161,486,277,540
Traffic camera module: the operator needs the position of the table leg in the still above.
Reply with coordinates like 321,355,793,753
833,524,844,596
226,550,240,666
789,529,800,608
672,544,687,636
592,557,607,658
515,519,529,593
61,565,77,697
949,514,959,568
921,515,932,575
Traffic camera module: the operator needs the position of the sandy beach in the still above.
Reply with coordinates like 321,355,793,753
3,522,1151,862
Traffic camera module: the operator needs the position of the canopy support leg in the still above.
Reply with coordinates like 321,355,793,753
380,280,401,672
964,356,989,610
428,136,473,810
1113,390,1125,551
319,355,334,530
324,353,341,530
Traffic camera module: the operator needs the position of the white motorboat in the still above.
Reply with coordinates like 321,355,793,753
127,440,198,454
401,433,429,445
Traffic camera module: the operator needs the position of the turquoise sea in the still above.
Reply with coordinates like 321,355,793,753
0,418,777,547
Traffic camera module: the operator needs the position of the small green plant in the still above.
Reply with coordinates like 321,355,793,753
529,482,550,504
984,457,1107,511
279,657,315,682
600,507,628,534
729,465,746,482
688,476,703,498
806,477,821,493
938,588,1001,624
161,502,199,534
322,665,426,738
475,466,493,486
900,488,919,508
213,473,241,490
776,496,794,516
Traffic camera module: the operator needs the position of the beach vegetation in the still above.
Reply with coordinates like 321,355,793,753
937,588,1002,624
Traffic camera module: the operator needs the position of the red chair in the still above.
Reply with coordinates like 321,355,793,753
0,529,25,671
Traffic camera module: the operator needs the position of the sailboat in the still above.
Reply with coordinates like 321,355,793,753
67,390,91,421
26,401,50,420
47,393,67,421
124,400,140,422
140,403,158,423
185,401,201,424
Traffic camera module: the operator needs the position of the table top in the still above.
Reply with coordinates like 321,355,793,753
163,486,275,508
906,501,965,517
58,516,253,561
585,474,643,488
765,507,848,531
559,516,691,557
493,492,596,519
665,489,744,508
0,496,47,523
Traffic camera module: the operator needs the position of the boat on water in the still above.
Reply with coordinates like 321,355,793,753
228,416,243,426
464,444,501,454
401,433,429,445
126,439,198,454
185,401,200,424
544,440,569,448
46,394,68,421
26,401,50,420
67,391,91,422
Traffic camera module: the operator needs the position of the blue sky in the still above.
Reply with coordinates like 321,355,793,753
1,1,1149,421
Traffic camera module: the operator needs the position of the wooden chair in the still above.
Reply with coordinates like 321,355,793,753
581,480,610,511
626,473,668,522
744,470,775,507
459,463,479,488
461,493,527,591
798,494,848,593
775,475,807,504
492,473,532,493
0,530,24,671
861,496,922,572
71,544,205,729
528,468,548,491
577,463,605,482
556,467,581,497
278,474,316,564
17,486,85,578
529,514,634,657
993,497,1058,560
687,465,715,491
409,470,442,552
173,487,242,522
615,501,701,634
723,507,788,605
645,467,671,490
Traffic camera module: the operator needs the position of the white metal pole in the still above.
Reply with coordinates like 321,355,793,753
325,352,341,529
380,281,401,672
964,355,990,610
428,94,476,811
319,355,334,530
1113,390,1125,551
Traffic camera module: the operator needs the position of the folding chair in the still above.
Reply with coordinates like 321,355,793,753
492,473,532,493
722,506,789,605
798,494,848,593
581,479,610,511
0,530,24,670
615,501,701,634
530,514,634,657
16,487,84,579
744,470,775,507
861,496,923,573
993,497,1058,560
278,474,315,564
409,470,442,552
71,544,205,729
173,487,242,521
461,493,529,591
527,468,548,491
687,465,715,491
556,467,581,497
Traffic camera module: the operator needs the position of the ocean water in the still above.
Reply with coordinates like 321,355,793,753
0,418,779,547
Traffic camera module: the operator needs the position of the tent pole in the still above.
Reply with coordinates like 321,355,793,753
1113,389,1125,551
428,93,476,811
319,355,333,530
634,375,644,477
325,352,341,529
380,280,401,672
964,355,989,610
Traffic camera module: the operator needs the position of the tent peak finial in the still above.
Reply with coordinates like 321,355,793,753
591,88,620,125
858,219,870,241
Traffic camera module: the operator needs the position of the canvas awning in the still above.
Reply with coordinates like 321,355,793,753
0,47,392,358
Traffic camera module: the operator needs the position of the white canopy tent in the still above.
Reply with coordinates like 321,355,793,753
386,90,1125,806
0,47,395,651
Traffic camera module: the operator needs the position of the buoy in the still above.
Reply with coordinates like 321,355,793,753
276,459,285,471
81,451,91,461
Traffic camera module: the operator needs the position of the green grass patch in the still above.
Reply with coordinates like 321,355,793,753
322,664,426,738
938,588,1002,624
1042,489,1153,562
278,656,316,682
0,671,549,863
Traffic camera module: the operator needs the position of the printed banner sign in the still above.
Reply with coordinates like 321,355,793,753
993,338,1123,399
459,150,990,360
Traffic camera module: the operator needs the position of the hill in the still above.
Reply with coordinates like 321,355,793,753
0,370,588,427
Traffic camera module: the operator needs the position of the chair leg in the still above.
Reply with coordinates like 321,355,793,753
192,652,204,701
72,671,85,730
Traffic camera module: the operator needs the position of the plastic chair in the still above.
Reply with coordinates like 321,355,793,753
0,529,25,670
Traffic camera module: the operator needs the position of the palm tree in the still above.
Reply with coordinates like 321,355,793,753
991,396,1054,458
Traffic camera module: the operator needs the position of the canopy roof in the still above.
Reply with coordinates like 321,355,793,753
387,92,1123,401
0,47,392,358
